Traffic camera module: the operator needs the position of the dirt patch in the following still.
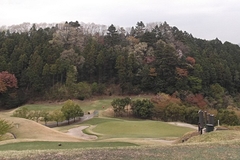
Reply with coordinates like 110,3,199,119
101,107,114,117
66,126,97,140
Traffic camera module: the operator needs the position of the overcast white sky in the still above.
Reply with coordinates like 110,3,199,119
0,0,239,44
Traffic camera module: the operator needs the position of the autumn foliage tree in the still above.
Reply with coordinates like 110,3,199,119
186,56,196,65
0,71,17,93
0,71,19,109
185,93,207,109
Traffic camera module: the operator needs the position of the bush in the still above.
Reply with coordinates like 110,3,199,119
77,96,85,101
44,82,93,100
91,82,106,95
12,107,30,118
184,107,199,124
74,82,92,99
164,103,186,122
44,83,69,100
162,103,200,124
131,99,154,119
0,119,12,137
216,109,239,126
0,89,27,109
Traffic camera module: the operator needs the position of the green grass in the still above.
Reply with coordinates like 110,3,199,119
79,99,113,113
79,96,150,113
19,99,113,113
20,104,62,111
19,96,151,113
0,141,138,151
81,117,122,125
81,117,194,139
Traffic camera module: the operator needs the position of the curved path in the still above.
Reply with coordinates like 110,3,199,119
66,126,98,140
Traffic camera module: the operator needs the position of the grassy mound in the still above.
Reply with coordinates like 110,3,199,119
175,131,200,143
0,116,82,145
186,130,240,143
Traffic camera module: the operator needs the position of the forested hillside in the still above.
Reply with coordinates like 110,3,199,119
1,21,240,110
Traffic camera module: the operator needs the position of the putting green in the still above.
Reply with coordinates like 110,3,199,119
83,118,195,138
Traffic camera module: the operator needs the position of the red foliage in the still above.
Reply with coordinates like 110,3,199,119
185,93,207,109
0,71,18,93
144,56,156,64
186,56,196,65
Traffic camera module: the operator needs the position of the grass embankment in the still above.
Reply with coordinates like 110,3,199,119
0,116,82,144
186,130,240,143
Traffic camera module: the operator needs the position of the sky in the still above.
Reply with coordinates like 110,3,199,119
0,0,239,44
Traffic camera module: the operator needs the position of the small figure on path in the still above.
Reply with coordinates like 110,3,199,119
198,123,202,134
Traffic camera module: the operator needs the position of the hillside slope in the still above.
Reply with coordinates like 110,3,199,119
0,113,82,144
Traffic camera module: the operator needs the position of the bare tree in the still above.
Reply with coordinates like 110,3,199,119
49,22,84,50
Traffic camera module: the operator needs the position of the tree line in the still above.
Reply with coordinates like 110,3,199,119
112,96,240,126
13,100,84,126
1,21,240,112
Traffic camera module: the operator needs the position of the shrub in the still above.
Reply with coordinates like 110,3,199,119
50,110,65,126
131,99,154,119
12,107,30,118
44,83,69,100
216,109,239,126
0,119,12,138
184,106,199,124
164,103,186,122
74,82,92,99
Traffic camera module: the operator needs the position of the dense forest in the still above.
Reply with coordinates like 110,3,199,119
1,21,240,112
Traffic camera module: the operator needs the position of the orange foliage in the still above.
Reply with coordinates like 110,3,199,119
176,67,188,77
151,93,181,109
0,79,7,93
149,67,157,77
186,56,196,65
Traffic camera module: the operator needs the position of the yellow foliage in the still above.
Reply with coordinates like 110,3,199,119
126,36,139,45
151,93,181,110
